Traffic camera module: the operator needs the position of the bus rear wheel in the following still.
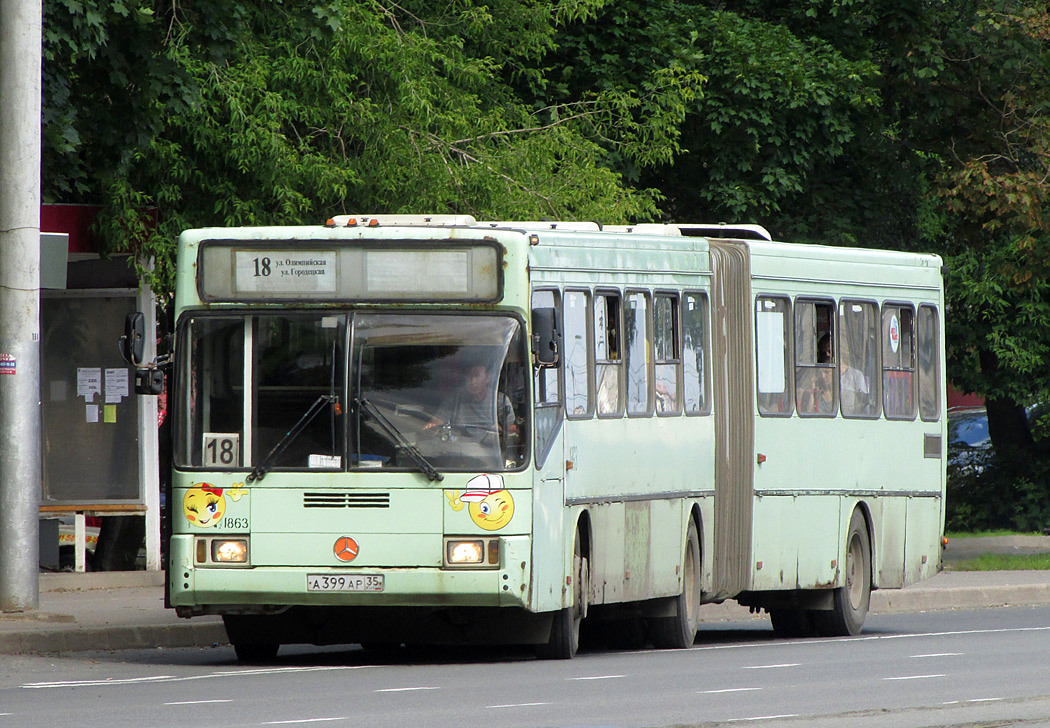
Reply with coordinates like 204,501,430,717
814,509,871,637
649,519,701,649
536,530,587,660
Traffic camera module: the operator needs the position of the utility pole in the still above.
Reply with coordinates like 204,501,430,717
0,0,42,611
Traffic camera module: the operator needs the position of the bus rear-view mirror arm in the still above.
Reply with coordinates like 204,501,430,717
119,312,170,396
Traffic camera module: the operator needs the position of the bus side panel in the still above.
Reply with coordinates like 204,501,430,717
872,498,906,588
589,502,626,604
750,496,797,591
795,495,841,589
905,498,942,584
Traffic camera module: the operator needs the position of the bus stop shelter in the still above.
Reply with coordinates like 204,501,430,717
37,204,161,572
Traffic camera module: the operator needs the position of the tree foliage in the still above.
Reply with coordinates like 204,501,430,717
42,0,1050,472
42,0,700,292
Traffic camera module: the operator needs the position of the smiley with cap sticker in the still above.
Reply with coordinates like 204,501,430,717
445,473,515,531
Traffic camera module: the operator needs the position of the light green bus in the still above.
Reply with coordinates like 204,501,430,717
149,215,945,660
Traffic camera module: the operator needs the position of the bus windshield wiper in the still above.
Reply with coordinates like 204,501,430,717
355,398,443,482
247,394,336,483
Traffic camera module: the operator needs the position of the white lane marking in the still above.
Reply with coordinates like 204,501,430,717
912,652,963,658
968,698,1003,703
21,665,370,690
727,715,799,722
883,674,946,681
264,719,348,725
570,674,625,681
742,663,800,669
374,686,440,693
22,675,175,689
165,699,234,705
636,625,1050,655
487,702,550,709
701,688,762,694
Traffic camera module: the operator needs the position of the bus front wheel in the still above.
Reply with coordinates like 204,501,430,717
536,531,587,659
814,509,871,637
224,615,281,663
649,519,701,649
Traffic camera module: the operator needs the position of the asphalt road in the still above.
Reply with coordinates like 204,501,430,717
3,605,1050,728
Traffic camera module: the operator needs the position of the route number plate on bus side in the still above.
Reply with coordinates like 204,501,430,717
306,574,384,592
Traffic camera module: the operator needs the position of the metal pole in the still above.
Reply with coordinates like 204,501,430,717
0,0,42,611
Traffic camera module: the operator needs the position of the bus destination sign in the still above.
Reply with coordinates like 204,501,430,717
234,250,337,294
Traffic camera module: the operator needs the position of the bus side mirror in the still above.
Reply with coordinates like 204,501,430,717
120,312,146,366
531,308,559,366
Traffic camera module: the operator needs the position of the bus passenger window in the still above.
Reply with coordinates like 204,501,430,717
563,290,591,417
882,304,916,420
755,296,792,416
594,291,623,416
626,291,651,416
655,294,682,415
532,290,563,467
839,301,880,418
917,305,940,421
683,293,709,415
795,300,836,417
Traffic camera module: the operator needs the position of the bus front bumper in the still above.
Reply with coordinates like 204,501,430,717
168,534,532,613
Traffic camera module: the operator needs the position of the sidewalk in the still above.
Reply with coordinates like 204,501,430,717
1,537,1049,655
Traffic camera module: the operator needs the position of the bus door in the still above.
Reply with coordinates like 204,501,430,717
530,290,569,613
709,241,755,599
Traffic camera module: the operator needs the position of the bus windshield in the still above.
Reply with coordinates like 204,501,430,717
352,313,527,472
175,312,528,473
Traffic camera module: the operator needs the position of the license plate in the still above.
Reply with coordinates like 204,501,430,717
307,574,384,592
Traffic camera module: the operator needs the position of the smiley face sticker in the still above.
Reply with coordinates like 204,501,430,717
183,482,247,528
445,474,515,531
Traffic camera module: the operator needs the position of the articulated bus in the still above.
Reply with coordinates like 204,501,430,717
147,215,945,660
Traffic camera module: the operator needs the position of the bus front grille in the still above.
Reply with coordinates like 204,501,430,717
303,492,391,509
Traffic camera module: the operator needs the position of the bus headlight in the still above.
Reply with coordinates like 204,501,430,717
447,539,484,565
211,538,249,563
444,537,500,568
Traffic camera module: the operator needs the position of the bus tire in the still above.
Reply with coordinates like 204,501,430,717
814,509,871,637
224,615,280,663
649,519,701,649
232,642,280,663
536,530,587,660
769,608,816,638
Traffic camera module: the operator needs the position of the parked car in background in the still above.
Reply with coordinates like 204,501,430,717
948,403,1048,475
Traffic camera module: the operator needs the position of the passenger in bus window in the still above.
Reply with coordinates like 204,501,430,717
840,361,870,412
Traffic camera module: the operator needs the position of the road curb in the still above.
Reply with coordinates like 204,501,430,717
871,584,1050,613
0,621,228,655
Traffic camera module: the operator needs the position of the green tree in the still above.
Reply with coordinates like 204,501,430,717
42,0,699,293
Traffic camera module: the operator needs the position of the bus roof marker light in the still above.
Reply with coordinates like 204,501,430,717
528,234,540,246
367,218,380,227
324,218,337,227
345,218,358,227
